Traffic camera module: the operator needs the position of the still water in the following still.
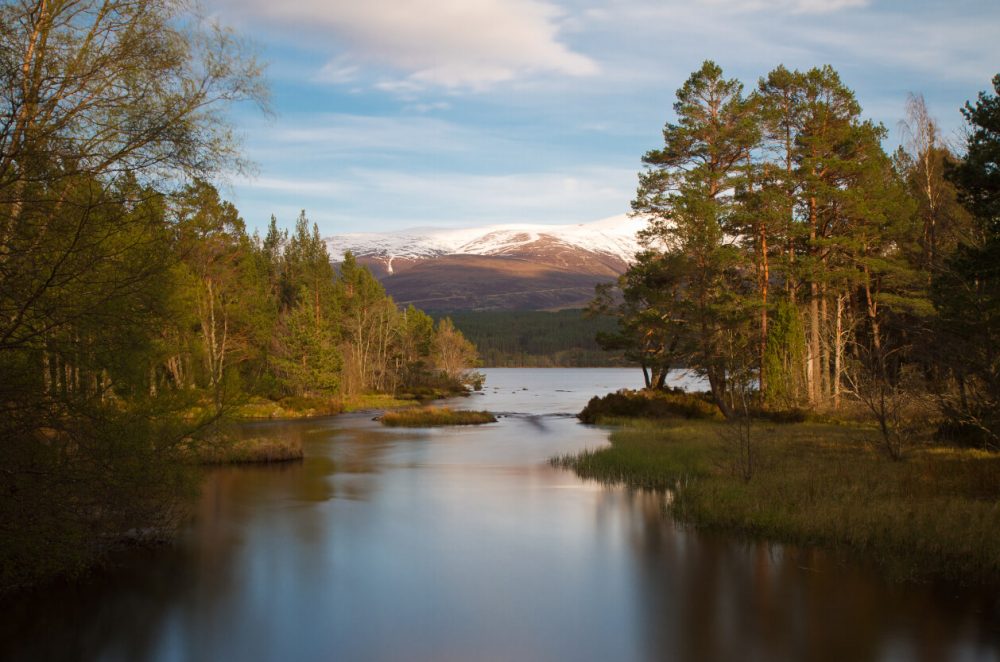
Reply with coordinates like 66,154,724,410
3,368,999,661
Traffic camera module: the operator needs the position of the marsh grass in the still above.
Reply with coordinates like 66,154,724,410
191,436,304,465
233,396,341,420
341,393,420,413
554,418,1000,582
234,393,430,420
380,407,496,427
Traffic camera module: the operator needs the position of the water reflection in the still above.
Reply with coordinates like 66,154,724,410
1,369,998,662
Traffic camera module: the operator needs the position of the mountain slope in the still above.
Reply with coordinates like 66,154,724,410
325,214,644,311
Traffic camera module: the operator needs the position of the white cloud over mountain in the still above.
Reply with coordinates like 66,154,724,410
221,0,597,89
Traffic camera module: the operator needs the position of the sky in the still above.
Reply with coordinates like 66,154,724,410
206,0,1000,236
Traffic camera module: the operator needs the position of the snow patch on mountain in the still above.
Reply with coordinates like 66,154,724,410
325,214,646,264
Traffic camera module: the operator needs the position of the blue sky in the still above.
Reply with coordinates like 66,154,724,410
207,0,1000,236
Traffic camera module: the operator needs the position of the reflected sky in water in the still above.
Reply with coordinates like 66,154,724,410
3,369,998,662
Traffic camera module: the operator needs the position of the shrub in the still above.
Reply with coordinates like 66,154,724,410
578,388,721,424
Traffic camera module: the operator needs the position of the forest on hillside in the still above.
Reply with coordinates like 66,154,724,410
445,309,625,367
597,61,1000,457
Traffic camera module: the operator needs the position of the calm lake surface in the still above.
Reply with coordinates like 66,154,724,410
3,368,999,661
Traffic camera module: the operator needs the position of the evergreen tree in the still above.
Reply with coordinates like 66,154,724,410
632,60,760,416
934,74,1000,447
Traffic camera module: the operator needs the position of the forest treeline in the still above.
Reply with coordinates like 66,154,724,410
0,0,477,590
445,309,625,367
596,61,999,456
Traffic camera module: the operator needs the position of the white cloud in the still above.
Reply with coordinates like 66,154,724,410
314,56,362,85
221,0,598,89
698,0,868,12
236,177,354,197
247,114,497,161
231,166,637,232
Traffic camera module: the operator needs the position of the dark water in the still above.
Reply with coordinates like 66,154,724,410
3,368,999,662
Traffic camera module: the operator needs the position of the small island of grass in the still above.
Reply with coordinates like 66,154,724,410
380,406,496,427
190,436,304,465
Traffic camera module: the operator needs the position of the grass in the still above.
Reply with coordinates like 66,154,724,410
380,406,496,427
233,393,425,420
190,436,304,465
577,388,724,424
553,417,1000,583
341,393,420,412
233,396,342,420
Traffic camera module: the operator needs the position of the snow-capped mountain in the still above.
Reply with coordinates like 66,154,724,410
325,214,644,272
324,214,645,311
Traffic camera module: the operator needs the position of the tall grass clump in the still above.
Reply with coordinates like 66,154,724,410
190,436,304,465
380,407,496,427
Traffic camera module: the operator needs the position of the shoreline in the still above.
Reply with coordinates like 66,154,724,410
555,415,1000,585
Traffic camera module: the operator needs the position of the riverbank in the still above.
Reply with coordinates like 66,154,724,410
554,417,1000,583
231,391,462,421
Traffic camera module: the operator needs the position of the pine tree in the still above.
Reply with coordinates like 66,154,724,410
632,61,760,416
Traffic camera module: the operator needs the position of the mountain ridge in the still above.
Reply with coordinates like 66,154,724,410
324,214,644,311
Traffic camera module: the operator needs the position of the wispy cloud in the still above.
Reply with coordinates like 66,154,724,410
232,166,637,230
216,0,597,90
698,0,868,13
244,114,499,162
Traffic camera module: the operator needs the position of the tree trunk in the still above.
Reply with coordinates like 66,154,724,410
834,293,844,409
759,212,769,405
708,367,733,419
820,285,830,401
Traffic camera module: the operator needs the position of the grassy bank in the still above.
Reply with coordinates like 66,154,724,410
380,407,496,427
232,390,468,421
554,418,1000,582
189,436,304,465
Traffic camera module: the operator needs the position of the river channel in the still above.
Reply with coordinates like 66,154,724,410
3,368,998,661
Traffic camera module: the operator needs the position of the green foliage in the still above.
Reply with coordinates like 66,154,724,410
933,74,1000,448
631,60,759,415
0,0,480,592
591,252,688,386
577,389,722,424
445,309,622,367
0,399,196,591
0,0,264,590
269,295,341,396
763,300,807,408
611,61,1000,450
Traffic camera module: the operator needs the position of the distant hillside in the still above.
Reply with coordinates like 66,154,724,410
326,215,642,311
370,254,613,311
441,309,626,367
